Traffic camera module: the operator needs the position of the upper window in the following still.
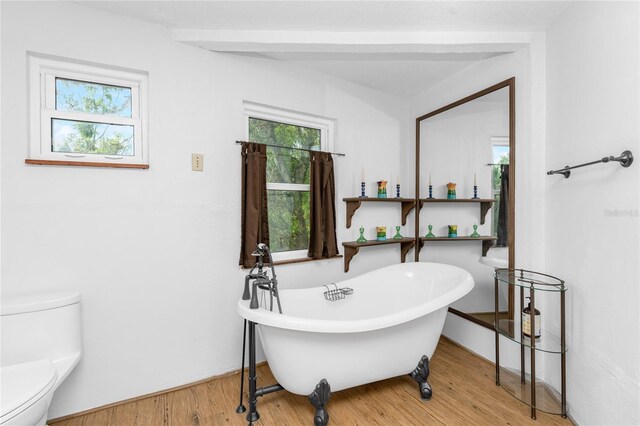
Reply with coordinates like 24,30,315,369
28,54,148,167
244,102,333,259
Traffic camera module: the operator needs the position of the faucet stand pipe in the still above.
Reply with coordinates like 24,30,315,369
246,321,259,424
235,319,247,414
255,384,285,397
243,320,284,426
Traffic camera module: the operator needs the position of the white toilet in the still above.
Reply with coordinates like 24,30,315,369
1,292,82,426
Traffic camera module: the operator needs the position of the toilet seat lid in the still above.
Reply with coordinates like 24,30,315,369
0,359,56,422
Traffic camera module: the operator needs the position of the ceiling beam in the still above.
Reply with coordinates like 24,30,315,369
173,30,531,54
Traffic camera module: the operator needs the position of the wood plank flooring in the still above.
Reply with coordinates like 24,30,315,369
49,338,572,425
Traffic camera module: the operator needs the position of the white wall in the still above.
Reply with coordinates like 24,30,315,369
545,2,640,424
0,2,408,418
407,39,548,365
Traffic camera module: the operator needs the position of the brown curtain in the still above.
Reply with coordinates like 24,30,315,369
239,142,269,268
308,152,339,259
497,164,509,247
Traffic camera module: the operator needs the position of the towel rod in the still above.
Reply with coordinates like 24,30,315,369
547,150,633,178
236,140,345,157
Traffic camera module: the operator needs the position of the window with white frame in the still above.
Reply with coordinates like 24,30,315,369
244,102,334,260
28,54,148,166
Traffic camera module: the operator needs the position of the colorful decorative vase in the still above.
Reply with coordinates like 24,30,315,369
393,226,403,239
448,225,458,238
447,182,457,199
425,224,435,238
357,226,367,243
377,180,388,198
376,226,387,241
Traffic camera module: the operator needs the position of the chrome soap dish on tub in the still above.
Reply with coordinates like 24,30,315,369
323,283,353,301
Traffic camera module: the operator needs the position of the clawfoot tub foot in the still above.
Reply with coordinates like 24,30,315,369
308,379,331,426
410,355,432,400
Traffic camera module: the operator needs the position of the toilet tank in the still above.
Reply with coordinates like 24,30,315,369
1,292,81,367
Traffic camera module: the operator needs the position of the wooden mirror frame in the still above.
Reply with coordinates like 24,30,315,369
414,77,515,329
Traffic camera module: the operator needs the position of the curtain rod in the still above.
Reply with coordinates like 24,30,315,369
486,163,510,166
236,140,345,157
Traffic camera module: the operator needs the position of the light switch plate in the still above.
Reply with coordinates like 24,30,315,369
192,153,203,171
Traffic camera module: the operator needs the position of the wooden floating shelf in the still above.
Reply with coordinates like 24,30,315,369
343,197,416,228
419,236,497,257
419,198,495,225
342,237,415,273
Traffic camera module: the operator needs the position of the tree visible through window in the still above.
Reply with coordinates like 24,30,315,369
53,79,134,156
248,118,321,253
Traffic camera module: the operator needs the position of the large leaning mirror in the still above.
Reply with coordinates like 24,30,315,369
415,78,515,328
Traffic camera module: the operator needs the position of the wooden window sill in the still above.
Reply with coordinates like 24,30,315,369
273,255,342,266
242,255,342,269
25,159,149,169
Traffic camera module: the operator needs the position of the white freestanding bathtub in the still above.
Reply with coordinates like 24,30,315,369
237,262,474,397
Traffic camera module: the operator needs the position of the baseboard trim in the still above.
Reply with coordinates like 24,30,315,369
48,361,267,424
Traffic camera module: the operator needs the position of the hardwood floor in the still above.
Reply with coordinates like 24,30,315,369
49,338,572,425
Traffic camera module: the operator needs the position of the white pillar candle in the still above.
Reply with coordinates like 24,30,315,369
474,173,477,186
397,173,400,185
429,173,432,185
361,167,365,182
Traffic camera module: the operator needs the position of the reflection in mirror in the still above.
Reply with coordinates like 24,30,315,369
416,80,514,328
